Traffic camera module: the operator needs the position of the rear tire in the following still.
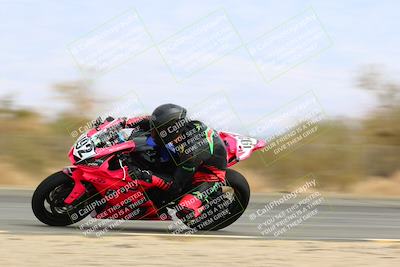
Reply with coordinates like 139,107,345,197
32,171,88,226
187,169,250,231
208,169,250,230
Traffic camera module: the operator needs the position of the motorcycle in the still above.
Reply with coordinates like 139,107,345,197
32,117,266,232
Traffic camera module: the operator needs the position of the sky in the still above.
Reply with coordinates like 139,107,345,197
1,0,399,126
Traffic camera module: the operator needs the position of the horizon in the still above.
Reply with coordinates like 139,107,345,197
1,0,399,123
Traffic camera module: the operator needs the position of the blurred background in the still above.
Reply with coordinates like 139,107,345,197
1,0,399,196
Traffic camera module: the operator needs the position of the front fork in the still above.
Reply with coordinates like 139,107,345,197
62,167,87,205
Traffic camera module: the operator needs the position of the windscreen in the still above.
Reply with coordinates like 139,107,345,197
72,119,134,161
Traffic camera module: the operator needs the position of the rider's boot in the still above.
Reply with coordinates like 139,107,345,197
174,193,204,222
174,182,222,222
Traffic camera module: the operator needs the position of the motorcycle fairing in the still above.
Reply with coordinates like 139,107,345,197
218,131,266,167
62,118,267,220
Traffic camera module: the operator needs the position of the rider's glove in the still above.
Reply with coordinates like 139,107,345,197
128,165,152,183
125,116,151,131
128,165,173,191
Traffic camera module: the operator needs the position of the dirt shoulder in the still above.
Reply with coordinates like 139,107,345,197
1,163,400,197
0,234,399,266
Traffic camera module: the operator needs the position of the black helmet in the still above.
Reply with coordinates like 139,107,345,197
150,104,188,145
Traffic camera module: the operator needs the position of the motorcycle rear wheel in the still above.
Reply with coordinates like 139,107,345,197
188,169,250,231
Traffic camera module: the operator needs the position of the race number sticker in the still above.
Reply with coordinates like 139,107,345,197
73,135,96,160
236,135,258,160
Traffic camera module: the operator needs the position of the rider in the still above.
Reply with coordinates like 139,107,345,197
124,104,227,221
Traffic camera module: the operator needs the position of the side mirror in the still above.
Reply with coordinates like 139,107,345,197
93,116,103,128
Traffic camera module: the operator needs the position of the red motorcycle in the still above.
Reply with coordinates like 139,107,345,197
32,117,266,231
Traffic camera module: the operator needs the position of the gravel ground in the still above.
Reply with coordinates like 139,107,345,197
1,234,399,267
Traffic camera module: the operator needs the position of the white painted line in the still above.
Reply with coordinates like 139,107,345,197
121,232,262,239
233,222,400,228
119,233,400,242
301,237,400,242
365,239,400,243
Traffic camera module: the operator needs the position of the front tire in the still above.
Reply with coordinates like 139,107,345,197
32,171,88,226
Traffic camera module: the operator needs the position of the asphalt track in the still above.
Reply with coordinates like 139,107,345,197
1,188,399,241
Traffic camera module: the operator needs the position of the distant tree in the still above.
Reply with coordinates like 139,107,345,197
0,94,14,110
0,94,38,119
357,66,400,176
53,80,95,116
358,65,400,109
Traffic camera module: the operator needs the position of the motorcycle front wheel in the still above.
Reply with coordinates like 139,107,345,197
31,171,89,226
